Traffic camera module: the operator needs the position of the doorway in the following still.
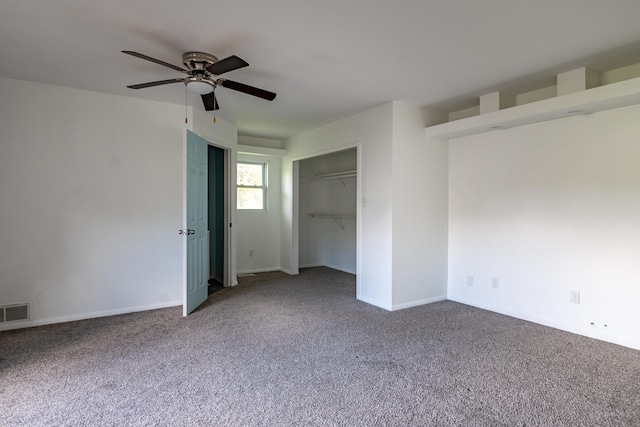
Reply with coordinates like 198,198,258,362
208,144,225,294
183,130,232,316
296,147,358,275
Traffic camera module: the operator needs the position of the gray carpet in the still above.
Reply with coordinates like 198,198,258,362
1,267,639,426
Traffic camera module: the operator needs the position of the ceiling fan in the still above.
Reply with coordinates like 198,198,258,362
122,51,276,111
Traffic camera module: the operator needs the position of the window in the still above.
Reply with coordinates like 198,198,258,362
237,161,267,210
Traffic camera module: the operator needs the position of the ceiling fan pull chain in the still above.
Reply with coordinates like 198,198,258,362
185,84,188,124
213,88,217,123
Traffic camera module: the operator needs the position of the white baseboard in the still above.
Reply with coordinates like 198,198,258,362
357,294,392,311
298,263,324,269
323,263,356,275
237,266,281,275
392,295,447,311
299,263,356,275
447,294,640,351
0,300,182,332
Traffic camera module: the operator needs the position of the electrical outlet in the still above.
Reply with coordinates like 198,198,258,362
492,278,499,289
467,276,474,286
570,290,580,304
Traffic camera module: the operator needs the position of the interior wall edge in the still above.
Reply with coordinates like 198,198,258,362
391,295,448,312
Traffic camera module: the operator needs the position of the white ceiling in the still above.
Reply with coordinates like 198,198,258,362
1,0,639,139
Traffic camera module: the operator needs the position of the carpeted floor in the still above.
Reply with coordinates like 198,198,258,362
1,267,639,426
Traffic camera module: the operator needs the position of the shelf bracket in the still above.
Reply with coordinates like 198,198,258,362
332,216,345,230
308,213,355,230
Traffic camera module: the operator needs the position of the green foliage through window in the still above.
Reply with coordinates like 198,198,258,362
237,162,266,209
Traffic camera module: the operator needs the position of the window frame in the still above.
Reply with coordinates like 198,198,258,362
236,161,268,211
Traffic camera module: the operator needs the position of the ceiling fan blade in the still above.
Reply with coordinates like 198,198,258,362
206,55,249,75
122,51,188,73
219,79,276,101
201,92,220,111
126,78,185,89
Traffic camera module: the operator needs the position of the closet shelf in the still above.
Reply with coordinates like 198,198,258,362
311,170,357,180
309,213,356,230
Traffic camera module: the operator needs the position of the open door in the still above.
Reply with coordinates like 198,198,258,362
183,130,208,315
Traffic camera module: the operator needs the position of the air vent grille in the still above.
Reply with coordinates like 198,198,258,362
1,304,30,322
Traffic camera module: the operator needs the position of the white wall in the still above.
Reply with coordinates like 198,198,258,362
283,103,393,309
236,153,282,273
0,77,187,327
448,104,640,350
0,77,238,329
193,109,238,149
391,102,448,309
298,172,326,269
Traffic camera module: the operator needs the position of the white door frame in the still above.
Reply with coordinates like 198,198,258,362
222,147,235,287
206,140,235,288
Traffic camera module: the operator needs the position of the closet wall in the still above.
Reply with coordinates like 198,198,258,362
298,149,357,274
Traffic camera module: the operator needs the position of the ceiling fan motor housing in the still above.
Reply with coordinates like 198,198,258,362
182,52,219,94
183,52,218,72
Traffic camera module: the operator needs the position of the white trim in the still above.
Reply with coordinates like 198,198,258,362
299,262,324,269
182,131,189,316
227,149,237,287
357,295,392,311
324,263,356,275
280,267,297,275
298,263,357,275
290,141,360,163
391,295,447,311
447,294,640,351
0,301,182,332
237,144,286,157
291,161,300,275
355,141,363,302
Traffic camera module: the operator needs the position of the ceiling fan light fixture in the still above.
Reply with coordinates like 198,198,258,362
187,80,214,95
123,50,276,111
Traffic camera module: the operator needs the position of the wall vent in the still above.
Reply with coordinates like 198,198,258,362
1,304,30,322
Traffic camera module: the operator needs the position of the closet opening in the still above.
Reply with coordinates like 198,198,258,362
296,147,358,277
